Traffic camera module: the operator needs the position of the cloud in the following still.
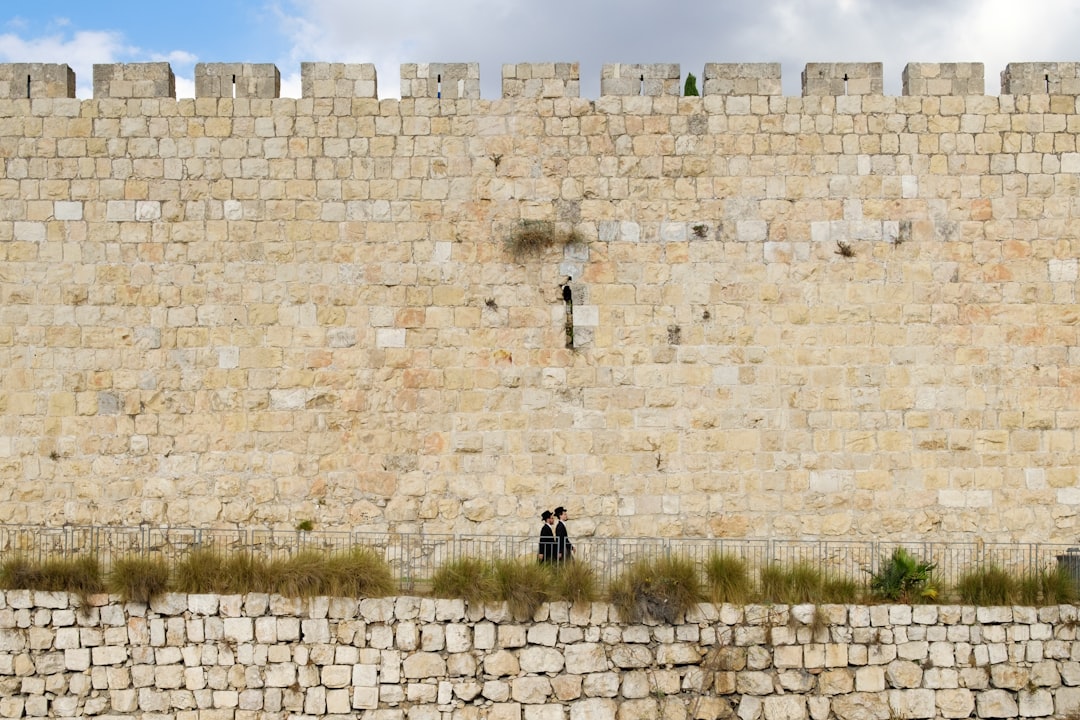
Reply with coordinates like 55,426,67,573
0,29,131,95
0,26,201,98
276,0,1080,99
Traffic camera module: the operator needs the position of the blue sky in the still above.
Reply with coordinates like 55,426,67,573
3,0,1080,99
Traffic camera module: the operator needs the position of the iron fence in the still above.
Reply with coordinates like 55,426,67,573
0,524,1075,594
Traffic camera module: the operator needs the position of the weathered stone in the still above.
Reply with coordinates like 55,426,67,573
402,652,446,679
511,676,552,704
976,689,1020,718
935,688,975,718
565,643,608,674
831,692,891,720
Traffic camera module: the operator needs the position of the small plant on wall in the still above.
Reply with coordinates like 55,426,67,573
505,220,583,258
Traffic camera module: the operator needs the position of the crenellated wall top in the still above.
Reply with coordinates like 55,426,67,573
3,60,1080,101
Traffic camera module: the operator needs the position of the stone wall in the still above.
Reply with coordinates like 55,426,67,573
1,61,1080,540
2,591,1080,720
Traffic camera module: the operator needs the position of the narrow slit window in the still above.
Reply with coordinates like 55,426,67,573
231,74,237,98
26,75,31,98
562,285,574,348
437,73,442,99
639,74,644,96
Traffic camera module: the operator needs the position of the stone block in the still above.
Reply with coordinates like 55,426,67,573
601,64,680,96
502,63,580,98
1002,62,1080,94
401,63,480,99
902,63,984,95
802,63,883,95
93,63,175,98
195,63,280,98
301,62,378,98
0,63,75,98
703,63,782,96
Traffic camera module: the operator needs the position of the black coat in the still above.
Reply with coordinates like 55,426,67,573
555,520,573,560
538,522,557,562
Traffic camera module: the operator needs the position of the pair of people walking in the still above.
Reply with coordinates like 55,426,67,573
538,506,573,563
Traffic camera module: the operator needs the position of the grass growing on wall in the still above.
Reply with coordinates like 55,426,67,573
1,549,1077,609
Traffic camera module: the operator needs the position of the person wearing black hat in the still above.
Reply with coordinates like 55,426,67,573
538,510,557,563
554,506,574,562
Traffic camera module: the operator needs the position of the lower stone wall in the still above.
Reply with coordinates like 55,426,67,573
1,591,1079,720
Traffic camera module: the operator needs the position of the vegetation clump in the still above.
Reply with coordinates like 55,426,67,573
505,220,583,257
869,548,937,603
609,556,703,623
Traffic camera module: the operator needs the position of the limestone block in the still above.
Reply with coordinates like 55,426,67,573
511,676,552,704
977,689,1019,718
401,63,480,99
569,697,617,720
94,63,175,99
902,63,984,96
502,63,580,99
301,63,377,99
738,671,775,696
551,674,582,701
886,660,923,689
564,643,608,674
402,651,446,679
1002,62,1080,94
519,646,564,674
583,672,620,698
610,644,653,669
764,695,807,720
820,670,855,695
195,63,280,98
936,688,975,718
619,670,652,699
1018,688,1053,717
831,692,890,720
802,63,883,96
601,64,680,96
703,63,782,96
0,63,74,98
484,649,520,677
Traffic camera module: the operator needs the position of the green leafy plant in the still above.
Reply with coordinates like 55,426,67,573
955,564,1016,605
704,553,752,604
295,519,314,532
609,555,703,623
757,562,859,604
684,72,699,96
869,548,938,603
108,556,170,603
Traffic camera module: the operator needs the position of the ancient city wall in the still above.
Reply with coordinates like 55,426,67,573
1,60,1080,541
2,590,1080,720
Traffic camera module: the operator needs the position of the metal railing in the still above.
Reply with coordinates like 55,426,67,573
0,524,1074,593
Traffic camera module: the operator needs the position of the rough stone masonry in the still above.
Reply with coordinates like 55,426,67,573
0,59,1079,542
2,590,1080,720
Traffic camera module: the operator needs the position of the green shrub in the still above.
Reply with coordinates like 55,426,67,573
431,557,498,604
0,555,104,604
108,556,170,603
550,560,598,605
493,558,552,619
704,553,752,604
609,556,703,623
869,548,938,603
323,547,396,598
759,562,826,604
684,73,699,96
172,549,228,593
1017,566,1077,606
265,551,332,598
955,565,1016,605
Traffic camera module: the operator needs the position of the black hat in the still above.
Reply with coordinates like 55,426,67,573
541,510,553,520
554,506,566,516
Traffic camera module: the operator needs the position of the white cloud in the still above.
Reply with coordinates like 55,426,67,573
0,29,131,96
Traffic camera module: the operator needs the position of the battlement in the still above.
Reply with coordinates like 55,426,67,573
0,63,75,98
27,60,1080,101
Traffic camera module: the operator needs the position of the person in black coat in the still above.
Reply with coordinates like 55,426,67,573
538,510,557,563
554,506,574,562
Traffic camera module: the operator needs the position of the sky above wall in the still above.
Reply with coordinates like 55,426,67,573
2,0,1079,99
